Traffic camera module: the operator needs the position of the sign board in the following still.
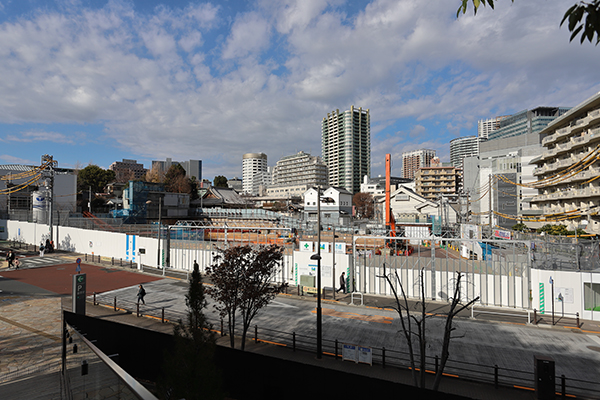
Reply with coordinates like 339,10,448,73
556,287,574,303
342,343,372,365
334,242,346,254
300,241,314,252
138,248,145,254
72,273,86,315
493,229,511,240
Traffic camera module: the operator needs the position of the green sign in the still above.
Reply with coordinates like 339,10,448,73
539,282,545,314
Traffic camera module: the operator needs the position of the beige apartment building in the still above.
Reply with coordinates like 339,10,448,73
529,92,600,233
414,166,461,201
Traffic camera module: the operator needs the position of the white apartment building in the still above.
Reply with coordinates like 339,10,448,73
272,151,328,187
322,106,370,194
478,116,507,139
450,136,482,168
529,92,600,233
242,153,268,194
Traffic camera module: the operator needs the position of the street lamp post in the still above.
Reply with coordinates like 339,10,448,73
310,186,323,359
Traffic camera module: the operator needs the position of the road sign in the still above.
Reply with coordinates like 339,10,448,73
72,273,86,315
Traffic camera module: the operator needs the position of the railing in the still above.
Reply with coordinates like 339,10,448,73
89,294,600,399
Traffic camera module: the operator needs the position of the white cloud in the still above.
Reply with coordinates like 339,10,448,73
222,11,271,60
4,130,75,144
0,0,598,179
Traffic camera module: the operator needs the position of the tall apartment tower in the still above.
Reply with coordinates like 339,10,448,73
242,153,268,194
321,106,370,194
402,149,436,179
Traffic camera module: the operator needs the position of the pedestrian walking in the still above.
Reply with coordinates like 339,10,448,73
337,271,346,294
39,243,45,257
137,284,146,305
6,250,15,268
193,260,199,273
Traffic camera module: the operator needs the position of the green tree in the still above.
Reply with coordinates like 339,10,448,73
457,0,600,45
206,245,288,351
512,222,528,232
158,263,223,400
77,165,115,193
213,175,228,188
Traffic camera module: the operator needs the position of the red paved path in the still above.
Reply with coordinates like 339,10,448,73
1,263,162,295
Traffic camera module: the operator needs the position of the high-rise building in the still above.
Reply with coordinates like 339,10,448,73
321,106,370,194
478,116,507,139
242,153,268,194
109,159,147,182
487,107,570,141
402,149,436,179
272,151,328,187
450,136,482,168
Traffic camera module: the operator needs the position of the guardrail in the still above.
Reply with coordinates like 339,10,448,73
89,294,600,399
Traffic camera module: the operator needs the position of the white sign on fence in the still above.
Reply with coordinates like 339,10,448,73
342,343,372,365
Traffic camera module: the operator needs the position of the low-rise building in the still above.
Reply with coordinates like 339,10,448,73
303,187,353,227
414,166,461,201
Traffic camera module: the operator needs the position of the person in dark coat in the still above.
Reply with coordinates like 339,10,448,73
137,284,146,305
337,271,346,294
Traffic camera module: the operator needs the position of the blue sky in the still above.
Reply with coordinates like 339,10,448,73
0,0,599,181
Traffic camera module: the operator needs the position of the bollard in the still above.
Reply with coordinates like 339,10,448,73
161,308,165,323
85,254,88,261
114,296,117,311
93,292,96,306
136,303,140,317
254,325,258,342
494,365,498,389
130,260,133,268
292,332,296,352
576,312,580,328
120,258,122,267
382,347,386,368
533,309,537,325
111,257,114,266
435,355,439,374
221,319,224,336
561,374,566,398
335,339,338,358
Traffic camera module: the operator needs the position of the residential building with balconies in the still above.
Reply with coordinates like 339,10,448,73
529,92,600,233
414,166,461,201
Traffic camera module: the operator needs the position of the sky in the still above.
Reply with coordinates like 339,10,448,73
0,0,599,182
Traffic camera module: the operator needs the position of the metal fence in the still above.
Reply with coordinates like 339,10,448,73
88,294,600,399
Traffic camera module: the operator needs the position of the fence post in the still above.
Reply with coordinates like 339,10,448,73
85,254,88,261
93,292,96,306
576,312,580,328
120,258,122,267
382,347,386,368
435,355,439,374
111,257,114,266
254,325,258,342
335,339,338,359
494,365,498,389
561,374,566,398
136,303,139,317
534,309,537,325
130,260,133,268
293,332,296,352
113,296,116,311
221,319,224,336
161,308,165,323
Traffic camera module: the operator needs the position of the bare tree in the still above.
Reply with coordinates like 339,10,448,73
353,192,374,219
382,264,479,390
206,245,288,350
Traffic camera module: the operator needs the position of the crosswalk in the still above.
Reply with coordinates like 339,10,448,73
16,256,65,269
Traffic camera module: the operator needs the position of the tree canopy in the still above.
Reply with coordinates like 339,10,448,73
213,175,228,188
206,245,287,350
77,165,115,193
457,0,600,45
353,192,374,219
